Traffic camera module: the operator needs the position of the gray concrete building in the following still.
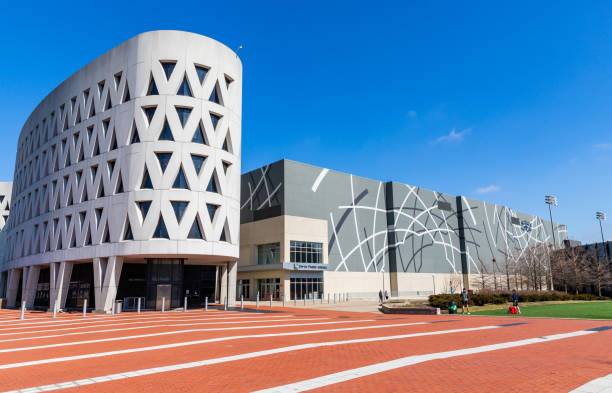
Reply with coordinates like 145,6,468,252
237,159,568,300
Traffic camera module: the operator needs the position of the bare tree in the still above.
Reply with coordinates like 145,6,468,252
586,250,612,297
551,246,588,294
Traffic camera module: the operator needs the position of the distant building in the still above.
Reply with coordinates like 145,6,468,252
238,159,568,300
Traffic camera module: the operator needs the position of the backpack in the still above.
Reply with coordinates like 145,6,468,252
508,306,518,314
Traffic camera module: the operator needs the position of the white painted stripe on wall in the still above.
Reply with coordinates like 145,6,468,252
570,372,612,393
253,329,600,392
0,320,444,370
311,169,329,192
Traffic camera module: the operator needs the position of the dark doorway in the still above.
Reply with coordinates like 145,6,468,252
183,265,216,308
146,259,183,309
117,263,146,300
15,272,23,305
66,263,94,310
34,267,50,309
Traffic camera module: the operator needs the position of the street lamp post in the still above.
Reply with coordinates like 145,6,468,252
596,212,606,243
545,195,558,291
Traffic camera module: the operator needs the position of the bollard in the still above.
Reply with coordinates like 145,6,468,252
137,297,141,314
205,296,208,311
269,294,272,308
53,300,57,318
347,292,349,302
161,297,165,313
184,297,188,312
303,296,306,306
328,293,330,304
312,294,315,305
256,292,259,309
334,293,336,304
224,297,227,311
283,293,285,307
241,295,244,310
294,295,296,306
111,301,115,315
19,300,26,320
82,299,87,317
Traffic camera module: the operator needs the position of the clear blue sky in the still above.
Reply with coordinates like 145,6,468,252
1,1,611,243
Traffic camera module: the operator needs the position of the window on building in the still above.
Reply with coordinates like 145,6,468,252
290,277,323,300
290,241,323,263
257,243,280,265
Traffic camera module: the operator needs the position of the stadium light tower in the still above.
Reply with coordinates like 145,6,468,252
596,212,606,243
545,195,558,248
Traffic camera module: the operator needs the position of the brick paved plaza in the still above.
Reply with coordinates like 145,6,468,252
0,306,610,392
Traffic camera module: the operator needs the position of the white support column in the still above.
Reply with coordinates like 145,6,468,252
93,256,123,313
54,261,73,310
219,264,228,305
227,261,237,306
24,265,41,309
6,268,22,307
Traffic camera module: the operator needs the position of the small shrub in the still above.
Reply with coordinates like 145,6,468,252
429,291,608,308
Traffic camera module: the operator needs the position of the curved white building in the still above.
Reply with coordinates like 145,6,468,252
1,31,241,312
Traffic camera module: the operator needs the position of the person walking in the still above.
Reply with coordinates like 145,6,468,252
379,290,383,304
461,288,470,315
512,289,521,314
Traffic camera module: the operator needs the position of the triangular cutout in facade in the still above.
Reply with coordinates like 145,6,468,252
123,219,133,241
115,172,124,194
195,64,209,85
123,83,131,102
191,123,206,144
222,161,231,176
102,223,111,243
206,173,218,193
210,112,221,130
209,82,221,104
220,222,228,242
176,107,192,128
143,106,157,125
225,74,233,89
152,215,169,239
155,152,172,173
170,201,188,223
172,166,188,189
141,166,153,189
188,216,203,239
177,74,192,97
191,154,206,175
206,203,218,222
161,61,176,80
159,119,174,141
130,121,141,144
147,74,159,95
137,201,152,220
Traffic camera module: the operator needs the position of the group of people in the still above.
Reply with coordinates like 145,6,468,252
378,290,389,303
458,288,521,315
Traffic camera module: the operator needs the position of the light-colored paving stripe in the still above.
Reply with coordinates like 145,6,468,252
0,322,504,392
0,318,335,351
570,372,612,393
0,317,326,343
253,327,610,393
0,313,285,334
0,320,449,370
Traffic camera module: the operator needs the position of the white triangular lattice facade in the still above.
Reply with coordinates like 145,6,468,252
3,31,241,270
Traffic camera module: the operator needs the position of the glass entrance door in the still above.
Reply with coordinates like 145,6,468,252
258,278,280,300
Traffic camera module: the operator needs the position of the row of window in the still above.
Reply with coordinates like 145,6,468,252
13,104,232,200
8,202,229,260
256,241,324,264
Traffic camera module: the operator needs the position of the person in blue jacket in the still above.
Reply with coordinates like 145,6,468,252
512,289,521,314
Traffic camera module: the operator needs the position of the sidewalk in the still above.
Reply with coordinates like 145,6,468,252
240,299,383,313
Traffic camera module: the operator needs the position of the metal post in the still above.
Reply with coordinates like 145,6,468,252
82,299,87,317
548,204,557,248
205,296,208,311
282,293,285,307
19,300,26,320
320,293,323,304
327,293,330,304
137,297,141,314
334,293,336,304
294,294,296,306
111,300,115,315
224,297,228,311
52,300,57,318
312,294,315,305
161,297,165,313
241,295,244,310
256,291,259,309
269,293,272,308
303,296,306,306
184,296,187,312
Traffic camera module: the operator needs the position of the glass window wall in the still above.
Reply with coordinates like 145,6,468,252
290,241,323,263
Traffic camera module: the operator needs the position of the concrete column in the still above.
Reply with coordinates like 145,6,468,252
227,261,237,306
219,264,228,305
23,265,41,309
50,261,73,310
6,268,22,307
93,256,123,313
